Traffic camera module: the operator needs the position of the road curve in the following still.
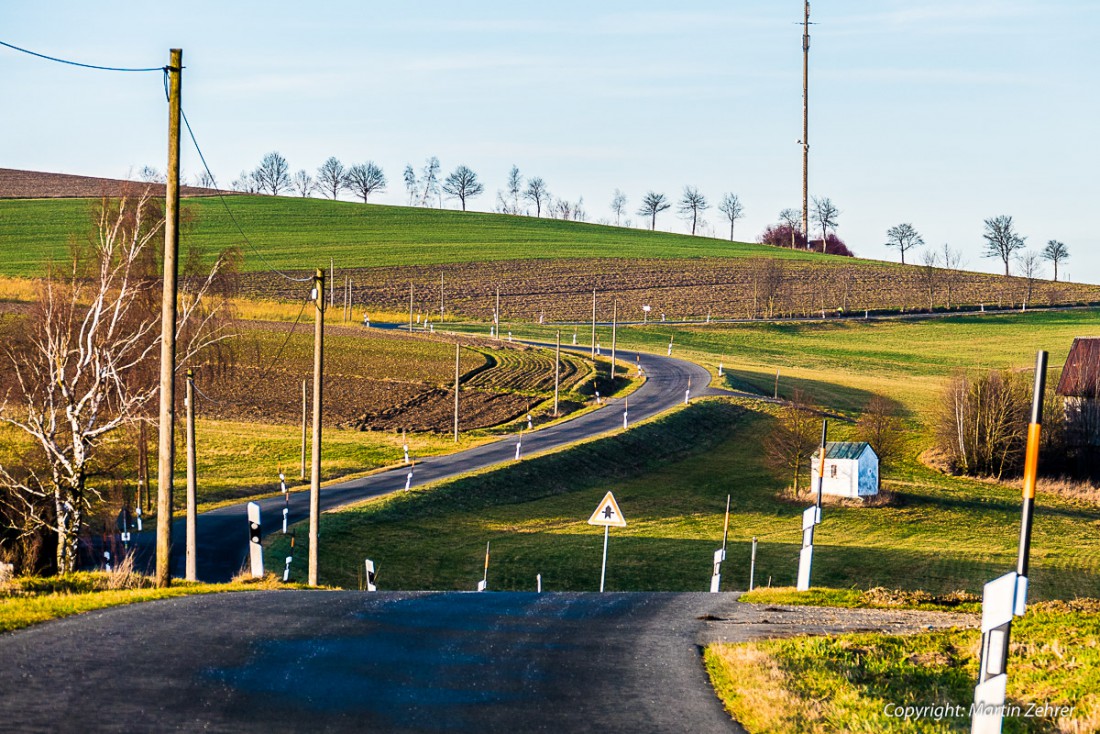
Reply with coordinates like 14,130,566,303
164,348,727,582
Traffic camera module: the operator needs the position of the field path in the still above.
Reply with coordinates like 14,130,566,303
162,347,739,582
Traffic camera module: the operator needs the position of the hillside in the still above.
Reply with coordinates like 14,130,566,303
1,190,1098,320
0,168,227,200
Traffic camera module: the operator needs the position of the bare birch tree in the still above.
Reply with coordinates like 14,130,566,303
0,190,235,573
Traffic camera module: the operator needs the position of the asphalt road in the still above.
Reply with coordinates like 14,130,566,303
0,590,741,733
153,347,731,582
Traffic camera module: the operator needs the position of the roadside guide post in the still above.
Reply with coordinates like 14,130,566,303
710,494,731,592
588,491,628,592
247,501,263,579
477,541,490,591
971,352,1048,734
796,420,827,591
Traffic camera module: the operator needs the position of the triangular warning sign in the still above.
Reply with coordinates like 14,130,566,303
587,491,627,528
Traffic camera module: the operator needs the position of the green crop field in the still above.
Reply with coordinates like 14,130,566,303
0,196,831,277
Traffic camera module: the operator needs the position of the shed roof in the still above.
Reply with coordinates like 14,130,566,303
816,441,876,460
1055,337,1100,399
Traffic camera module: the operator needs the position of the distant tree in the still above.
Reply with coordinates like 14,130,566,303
810,197,839,252
779,208,802,248
1042,240,1069,282
637,191,671,231
610,189,628,226
253,151,291,196
419,156,441,207
403,165,418,204
316,157,347,200
524,177,550,217
230,170,258,193
884,223,924,265
820,233,854,257
940,243,964,309
717,193,744,241
982,215,1025,276
855,395,905,472
677,186,708,236
292,170,314,197
441,165,484,211
748,258,787,318
193,170,217,189
764,391,818,494
137,165,165,184
935,370,1029,479
1018,250,1042,308
507,166,523,214
346,162,387,203
918,249,940,311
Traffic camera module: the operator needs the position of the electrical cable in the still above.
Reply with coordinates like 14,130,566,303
256,292,313,382
0,39,165,72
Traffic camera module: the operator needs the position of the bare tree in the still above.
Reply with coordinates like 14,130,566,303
230,170,258,193
855,395,905,472
1018,250,1042,308
137,166,165,184
884,223,924,265
292,170,314,197
748,258,787,318
637,191,671,231
346,162,387,203
441,165,484,211
935,370,1029,479
982,215,1025,276
193,170,217,189
810,197,839,252
717,193,744,241
524,177,550,217
918,249,940,311
1042,240,1069,282
507,166,523,214
0,191,234,573
316,157,347,200
403,165,418,205
940,243,964,309
420,156,442,207
779,208,801,248
253,151,291,196
677,186,708,236
610,189,627,226
764,391,818,494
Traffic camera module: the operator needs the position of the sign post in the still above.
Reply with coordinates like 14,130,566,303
588,491,627,592
971,352,1047,734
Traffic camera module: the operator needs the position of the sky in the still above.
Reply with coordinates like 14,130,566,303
2,1,1098,283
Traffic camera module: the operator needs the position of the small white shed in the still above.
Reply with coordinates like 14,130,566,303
809,442,879,498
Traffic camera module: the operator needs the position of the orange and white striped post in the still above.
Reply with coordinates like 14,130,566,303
972,351,1047,734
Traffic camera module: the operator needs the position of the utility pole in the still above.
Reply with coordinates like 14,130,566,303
155,48,182,589
801,0,811,247
300,378,307,480
495,286,501,341
308,269,325,587
453,342,460,442
440,271,445,323
611,300,618,383
408,281,414,332
185,369,197,582
590,288,597,360
554,330,561,417
329,258,334,310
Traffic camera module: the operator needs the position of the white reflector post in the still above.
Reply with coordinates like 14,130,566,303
247,501,263,578
972,571,1019,734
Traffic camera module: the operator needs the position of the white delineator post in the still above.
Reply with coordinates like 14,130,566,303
971,352,1048,734
477,541,490,591
749,537,758,591
710,494,731,593
247,501,263,579
796,420,828,591
364,559,377,591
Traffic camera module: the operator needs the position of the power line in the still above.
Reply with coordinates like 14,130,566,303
0,39,165,72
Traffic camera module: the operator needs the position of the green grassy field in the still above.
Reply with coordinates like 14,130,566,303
706,600,1100,733
0,196,838,277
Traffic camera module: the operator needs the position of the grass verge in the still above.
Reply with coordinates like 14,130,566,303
739,586,981,614
706,599,1100,733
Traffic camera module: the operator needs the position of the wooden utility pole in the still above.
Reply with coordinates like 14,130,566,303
554,330,561,416
611,300,618,383
453,342,461,442
801,0,811,246
495,287,501,341
308,269,325,587
185,369,197,582
300,378,307,480
155,48,182,588
590,288,597,359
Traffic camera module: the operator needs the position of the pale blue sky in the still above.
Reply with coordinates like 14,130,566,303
2,1,1097,282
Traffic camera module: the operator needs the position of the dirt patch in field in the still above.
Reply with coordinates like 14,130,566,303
0,168,230,199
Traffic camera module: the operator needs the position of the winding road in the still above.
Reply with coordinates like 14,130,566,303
166,346,729,583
